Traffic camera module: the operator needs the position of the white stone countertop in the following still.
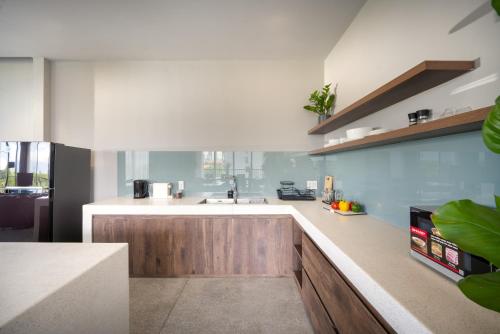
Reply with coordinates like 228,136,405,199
0,242,128,328
83,197,500,334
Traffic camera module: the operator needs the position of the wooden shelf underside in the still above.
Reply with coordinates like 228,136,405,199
309,106,491,156
308,60,476,135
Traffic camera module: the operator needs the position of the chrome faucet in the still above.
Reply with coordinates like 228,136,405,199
226,175,238,199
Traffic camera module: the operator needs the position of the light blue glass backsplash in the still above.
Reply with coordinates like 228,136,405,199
117,131,500,230
117,151,325,197
324,131,500,228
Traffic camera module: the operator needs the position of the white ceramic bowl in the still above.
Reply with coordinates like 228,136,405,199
368,128,390,136
328,138,340,145
346,127,372,139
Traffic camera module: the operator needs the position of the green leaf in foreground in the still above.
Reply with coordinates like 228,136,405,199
431,200,500,268
458,272,500,312
496,195,500,210
482,97,500,154
493,0,500,16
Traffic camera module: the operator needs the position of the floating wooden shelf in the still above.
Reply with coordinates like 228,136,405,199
309,106,491,156
308,60,476,135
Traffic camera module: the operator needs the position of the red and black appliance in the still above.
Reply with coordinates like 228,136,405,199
410,206,494,281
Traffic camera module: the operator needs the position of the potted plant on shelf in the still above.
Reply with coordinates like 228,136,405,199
304,83,337,124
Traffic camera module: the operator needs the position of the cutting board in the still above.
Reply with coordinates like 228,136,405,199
332,209,367,216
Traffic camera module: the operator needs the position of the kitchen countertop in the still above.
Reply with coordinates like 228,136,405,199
0,242,128,329
83,197,500,334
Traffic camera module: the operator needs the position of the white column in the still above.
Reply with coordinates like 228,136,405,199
32,57,51,141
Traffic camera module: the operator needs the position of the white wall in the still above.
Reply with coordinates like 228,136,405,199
50,61,94,148
33,57,51,141
0,57,51,141
51,60,323,151
323,0,500,141
0,58,34,141
91,151,117,201
50,60,324,200
93,60,323,151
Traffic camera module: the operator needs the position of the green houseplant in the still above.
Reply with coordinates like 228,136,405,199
431,96,500,312
493,0,500,15
304,83,336,123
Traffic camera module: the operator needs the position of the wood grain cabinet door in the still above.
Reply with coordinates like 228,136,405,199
302,269,337,334
302,234,387,334
169,216,214,275
93,215,216,276
213,216,293,276
93,215,293,277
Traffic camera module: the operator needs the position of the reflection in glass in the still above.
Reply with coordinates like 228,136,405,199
118,151,323,198
116,132,500,230
324,132,500,228
125,151,149,185
0,142,50,191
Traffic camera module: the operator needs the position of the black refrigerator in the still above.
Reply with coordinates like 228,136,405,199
0,142,90,242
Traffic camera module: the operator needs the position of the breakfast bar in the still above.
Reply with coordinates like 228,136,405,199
0,242,129,334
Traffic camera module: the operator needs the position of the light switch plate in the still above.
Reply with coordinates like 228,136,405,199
178,181,185,191
306,180,318,190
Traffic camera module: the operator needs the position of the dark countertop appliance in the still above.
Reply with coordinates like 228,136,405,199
133,180,149,198
409,206,494,281
277,181,316,201
0,142,91,242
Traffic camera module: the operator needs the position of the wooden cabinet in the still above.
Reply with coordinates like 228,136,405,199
292,219,303,289
301,269,336,334
302,234,391,334
92,215,293,277
93,215,214,276
213,215,294,276
94,213,392,333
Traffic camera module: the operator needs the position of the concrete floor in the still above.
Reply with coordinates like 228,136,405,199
130,277,314,334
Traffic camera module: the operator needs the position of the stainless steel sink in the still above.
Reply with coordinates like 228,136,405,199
198,197,267,204
236,197,268,204
198,198,235,204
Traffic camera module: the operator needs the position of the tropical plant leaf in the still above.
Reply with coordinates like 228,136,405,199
482,96,500,153
325,95,334,111
322,83,331,96
431,200,500,267
458,272,500,312
493,0,500,15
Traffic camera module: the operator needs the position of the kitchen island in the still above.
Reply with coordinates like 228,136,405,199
0,242,129,334
83,197,500,334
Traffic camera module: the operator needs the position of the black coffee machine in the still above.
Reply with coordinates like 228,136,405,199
133,180,149,198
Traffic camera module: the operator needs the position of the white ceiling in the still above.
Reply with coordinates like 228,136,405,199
0,0,365,60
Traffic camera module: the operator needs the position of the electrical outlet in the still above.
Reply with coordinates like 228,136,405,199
178,181,184,191
306,180,317,190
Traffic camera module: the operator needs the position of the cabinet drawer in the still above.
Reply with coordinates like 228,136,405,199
302,234,387,334
302,269,336,334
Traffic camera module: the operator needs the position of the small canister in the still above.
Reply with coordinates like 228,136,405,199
416,109,431,123
408,112,418,126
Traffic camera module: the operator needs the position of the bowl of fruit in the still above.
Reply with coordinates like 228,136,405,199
331,200,366,215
